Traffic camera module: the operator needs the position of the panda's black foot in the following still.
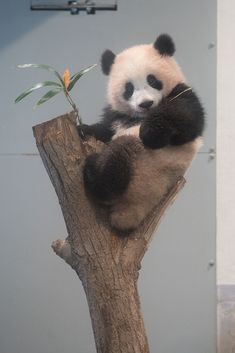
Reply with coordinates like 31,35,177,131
83,153,101,195
83,148,132,202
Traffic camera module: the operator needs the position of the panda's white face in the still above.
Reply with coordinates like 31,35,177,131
122,74,164,116
106,44,186,116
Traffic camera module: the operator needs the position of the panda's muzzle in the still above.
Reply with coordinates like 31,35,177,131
138,100,154,109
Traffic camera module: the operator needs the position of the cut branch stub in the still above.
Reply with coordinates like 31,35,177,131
33,112,185,353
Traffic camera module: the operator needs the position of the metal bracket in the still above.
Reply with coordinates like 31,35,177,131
199,147,216,162
30,1,118,14
208,147,216,161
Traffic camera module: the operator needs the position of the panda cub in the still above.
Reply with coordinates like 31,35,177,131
78,34,204,233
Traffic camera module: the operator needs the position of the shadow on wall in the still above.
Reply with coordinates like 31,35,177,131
0,0,56,51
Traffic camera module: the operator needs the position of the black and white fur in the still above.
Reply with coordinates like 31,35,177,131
78,34,204,232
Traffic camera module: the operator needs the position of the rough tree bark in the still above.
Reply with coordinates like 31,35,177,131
33,111,185,353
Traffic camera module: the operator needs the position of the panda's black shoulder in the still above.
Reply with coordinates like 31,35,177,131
102,106,125,125
166,83,205,138
167,83,200,103
102,106,143,128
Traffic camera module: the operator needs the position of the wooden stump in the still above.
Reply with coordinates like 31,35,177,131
33,111,185,353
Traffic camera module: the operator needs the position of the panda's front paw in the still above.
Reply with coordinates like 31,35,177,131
77,124,93,139
139,122,170,149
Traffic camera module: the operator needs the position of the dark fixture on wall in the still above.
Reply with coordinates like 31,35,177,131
30,0,117,15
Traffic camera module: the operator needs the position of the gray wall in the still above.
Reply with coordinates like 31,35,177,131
217,0,235,351
0,1,216,353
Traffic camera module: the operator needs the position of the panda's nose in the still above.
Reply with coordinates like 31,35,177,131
139,100,154,109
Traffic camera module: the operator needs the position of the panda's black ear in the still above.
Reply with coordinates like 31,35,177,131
154,34,175,56
101,50,116,75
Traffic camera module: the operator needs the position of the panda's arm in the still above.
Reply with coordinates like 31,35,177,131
77,123,113,143
139,84,205,149
77,106,132,143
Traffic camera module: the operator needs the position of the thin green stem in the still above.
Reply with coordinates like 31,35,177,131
64,89,82,126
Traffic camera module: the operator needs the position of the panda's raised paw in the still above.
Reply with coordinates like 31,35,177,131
139,122,170,149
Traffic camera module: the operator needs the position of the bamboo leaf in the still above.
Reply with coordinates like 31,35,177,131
36,88,63,106
17,64,64,85
15,81,62,103
68,64,97,91
17,63,54,69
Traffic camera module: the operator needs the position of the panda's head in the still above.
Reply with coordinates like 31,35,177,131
101,34,186,116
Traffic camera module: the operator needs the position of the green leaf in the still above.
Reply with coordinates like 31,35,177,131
17,64,64,85
17,63,54,69
36,88,63,106
15,81,62,103
67,64,97,91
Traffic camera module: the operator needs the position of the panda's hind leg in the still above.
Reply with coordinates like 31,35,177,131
83,136,142,203
84,151,130,201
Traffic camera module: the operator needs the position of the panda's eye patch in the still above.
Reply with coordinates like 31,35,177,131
123,82,134,100
147,74,163,90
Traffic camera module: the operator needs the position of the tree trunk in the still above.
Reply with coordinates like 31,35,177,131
33,111,185,353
